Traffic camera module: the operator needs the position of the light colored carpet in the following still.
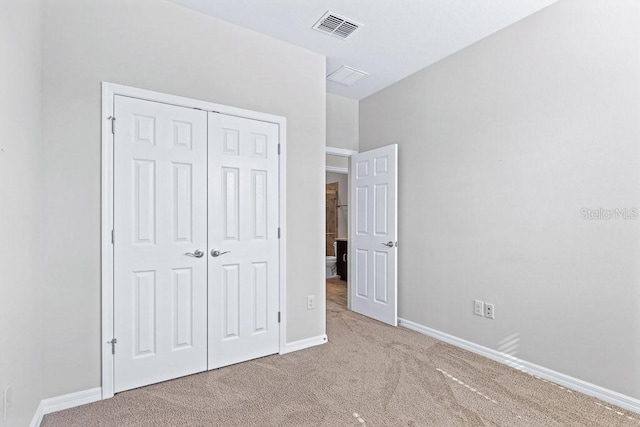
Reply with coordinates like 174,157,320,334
43,279,639,426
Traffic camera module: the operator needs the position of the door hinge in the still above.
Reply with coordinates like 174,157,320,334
108,338,118,355
277,144,281,155
107,116,115,134
278,312,281,323
111,229,115,244
277,227,281,239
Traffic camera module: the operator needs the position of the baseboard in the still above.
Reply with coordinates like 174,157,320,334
28,335,327,426
30,401,44,427
282,334,328,354
30,387,102,427
398,317,640,415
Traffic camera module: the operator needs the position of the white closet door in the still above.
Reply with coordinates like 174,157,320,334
207,113,280,369
113,96,208,392
350,145,398,326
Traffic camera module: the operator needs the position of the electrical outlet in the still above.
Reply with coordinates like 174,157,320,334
3,384,11,421
474,300,484,316
307,295,316,310
485,303,494,319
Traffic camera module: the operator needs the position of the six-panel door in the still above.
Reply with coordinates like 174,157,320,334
207,114,280,369
350,145,398,326
113,96,208,392
113,97,281,392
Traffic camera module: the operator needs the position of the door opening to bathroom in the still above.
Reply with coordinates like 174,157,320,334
326,181,339,259
325,148,352,311
325,145,399,327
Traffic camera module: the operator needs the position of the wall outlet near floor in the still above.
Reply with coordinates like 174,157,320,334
3,384,11,421
307,295,316,310
485,303,495,319
474,300,484,316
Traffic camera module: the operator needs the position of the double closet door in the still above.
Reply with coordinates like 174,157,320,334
112,96,280,393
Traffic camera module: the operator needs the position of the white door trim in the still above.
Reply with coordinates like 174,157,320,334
325,146,355,176
101,82,288,399
326,146,358,157
326,166,348,174
325,146,354,309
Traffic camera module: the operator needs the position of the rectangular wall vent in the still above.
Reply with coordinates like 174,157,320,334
313,11,361,40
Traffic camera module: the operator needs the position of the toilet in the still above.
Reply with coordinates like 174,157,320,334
325,241,338,278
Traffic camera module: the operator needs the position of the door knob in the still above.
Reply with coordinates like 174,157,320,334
382,241,394,247
184,249,204,258
210,249,231,258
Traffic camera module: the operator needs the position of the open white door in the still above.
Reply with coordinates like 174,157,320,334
349,145,398,326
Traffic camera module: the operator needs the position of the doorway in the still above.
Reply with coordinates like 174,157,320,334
325,147,356,311
326,181,339,258
325,145,399,326
101,83,287,398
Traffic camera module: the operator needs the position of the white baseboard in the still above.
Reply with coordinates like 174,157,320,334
30,387,102,427
29,335,326,426
282,334,328,354
30,401,44,427
398,317,640,414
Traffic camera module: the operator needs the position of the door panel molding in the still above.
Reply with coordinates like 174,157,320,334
113,96,208,392
101,82,287,399
207,113,280,369
349,144,398,326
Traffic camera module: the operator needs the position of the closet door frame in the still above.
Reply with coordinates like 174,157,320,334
100,82,288,399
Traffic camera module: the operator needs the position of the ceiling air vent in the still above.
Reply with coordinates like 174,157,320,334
313,11,361,40
327,66,368,87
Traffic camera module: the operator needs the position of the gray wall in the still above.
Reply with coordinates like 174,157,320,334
0,0,45,424
360,0,640,399
40,0,326,399
327,93,359,151
326,93,357,246
326,154,349,170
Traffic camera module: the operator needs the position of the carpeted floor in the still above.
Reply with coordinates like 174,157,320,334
43,279,639,426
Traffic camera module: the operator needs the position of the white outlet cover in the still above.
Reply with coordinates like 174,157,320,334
307,295,316,310
474,300,484,316
485,304,495,319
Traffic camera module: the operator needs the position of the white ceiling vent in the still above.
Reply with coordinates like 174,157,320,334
313,11,361,40
327,66,368,86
